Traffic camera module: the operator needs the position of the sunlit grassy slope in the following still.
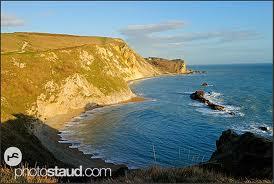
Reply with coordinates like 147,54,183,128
1,32,160,122
1,32,117,53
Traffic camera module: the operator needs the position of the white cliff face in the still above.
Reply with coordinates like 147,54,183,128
79,50,94,70
29,73,136,120
33,74,100,119
3,42,157,122
1,35,174,123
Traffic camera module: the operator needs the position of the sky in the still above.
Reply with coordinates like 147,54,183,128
1,1,273,65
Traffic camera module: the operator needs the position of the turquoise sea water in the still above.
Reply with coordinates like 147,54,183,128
60,63,273,168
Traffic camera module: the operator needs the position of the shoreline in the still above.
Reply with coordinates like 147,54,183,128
40,77,154,170
40,73,190,171
47,74,167,130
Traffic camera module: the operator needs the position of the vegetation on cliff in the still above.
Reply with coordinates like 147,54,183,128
1,32,271,183
146,57,188,74
1,32,163,122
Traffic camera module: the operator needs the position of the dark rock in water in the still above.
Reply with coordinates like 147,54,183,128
201,82,208,86
258,126,268,131
204,129,272,179
228,111,235,115
207,101,225,111
187,70,207,74
190,90,227,112
190,90,205,100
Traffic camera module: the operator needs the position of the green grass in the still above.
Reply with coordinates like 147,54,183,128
1,39,132,122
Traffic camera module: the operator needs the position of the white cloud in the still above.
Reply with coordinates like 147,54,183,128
120,21,184,36
120,21,261,60
121,21,260,45
1,13,25,27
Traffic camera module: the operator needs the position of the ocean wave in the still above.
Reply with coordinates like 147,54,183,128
190,90,243,117
71,117,85,122
69,144,81,149
79,113,89,118
58,140,81,144
64,121,81,127
196,108,234,117
183,92,194,95
206,91,221,98
195,104,243,117
204,91,224,105
149,98,157,102
59,130,73,134
104,158,131,167
231,122,273,137
189,102,204,107
59,132,135,168
172,91,193,95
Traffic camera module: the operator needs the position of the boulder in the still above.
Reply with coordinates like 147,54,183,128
190,90,205,100
258,126,269,132
190,90,227,112
206,129,272,179
228,111,235,115
201,82,208,86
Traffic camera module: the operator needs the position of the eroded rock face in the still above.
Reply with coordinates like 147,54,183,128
1,35,162,122
145,57,187,74
208,129,273,179
1,33,189,123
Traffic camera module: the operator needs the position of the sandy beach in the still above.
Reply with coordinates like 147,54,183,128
36,73,183,171
34,95,146,172
31,73,185,171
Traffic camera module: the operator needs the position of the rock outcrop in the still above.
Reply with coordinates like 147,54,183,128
145,57,188,74
190,90,227,111
258,126,270,132
201,82,208,86
206,129,273,179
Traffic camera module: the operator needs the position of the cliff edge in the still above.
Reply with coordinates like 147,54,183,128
145,57,188,74
1,32,188,124
203,129,272,179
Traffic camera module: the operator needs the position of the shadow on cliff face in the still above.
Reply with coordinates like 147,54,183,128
0,114,66,168
0,114,126,182
201,129,273,179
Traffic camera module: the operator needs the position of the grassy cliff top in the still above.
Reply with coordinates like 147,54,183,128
1,32,124,53
1,32,159,122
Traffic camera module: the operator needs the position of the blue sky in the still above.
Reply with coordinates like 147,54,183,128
1,1,272,64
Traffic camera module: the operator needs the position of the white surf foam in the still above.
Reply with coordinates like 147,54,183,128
190,91,243,117
196,108,233,117
231,122,273,136
204,91,224,105
183,92,194,95
189,102,204,107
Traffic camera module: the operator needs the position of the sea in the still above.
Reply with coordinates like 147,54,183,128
59,63,273,169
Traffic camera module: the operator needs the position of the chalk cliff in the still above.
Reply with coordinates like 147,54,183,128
1,33,187,122
145,57,188,74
